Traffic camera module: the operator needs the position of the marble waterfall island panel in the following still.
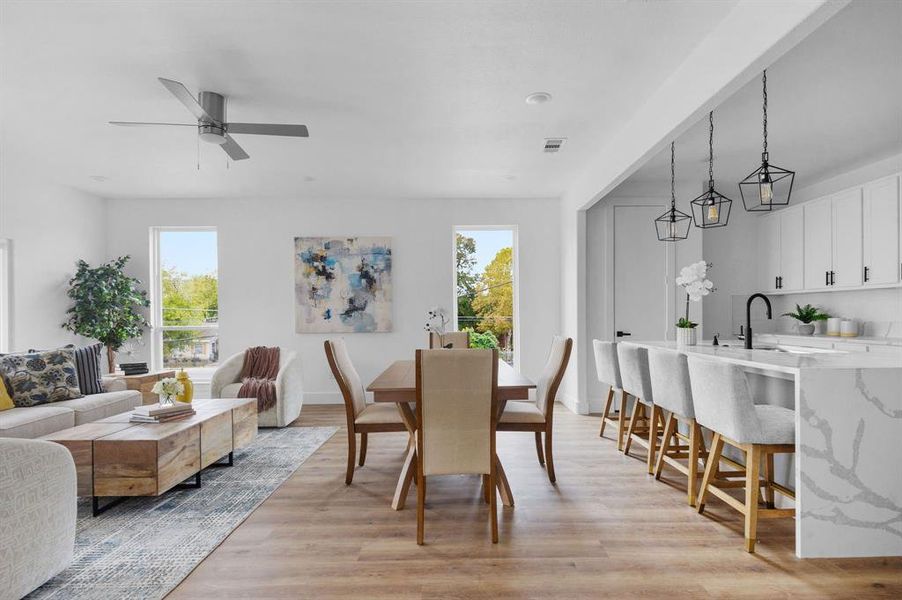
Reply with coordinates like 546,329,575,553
294,236,392,333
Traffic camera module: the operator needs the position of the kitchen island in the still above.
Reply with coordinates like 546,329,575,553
630,340,902,559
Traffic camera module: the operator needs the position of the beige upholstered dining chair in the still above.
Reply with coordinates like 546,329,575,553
324,339,407,485
415,348,498,545
428,331,470,349
497,336,572,483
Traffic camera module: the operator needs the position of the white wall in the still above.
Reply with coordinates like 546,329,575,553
0,173,107,351
104,197,561,403
702,152,902,340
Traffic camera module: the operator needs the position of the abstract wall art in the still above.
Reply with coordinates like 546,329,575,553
294,236,393,333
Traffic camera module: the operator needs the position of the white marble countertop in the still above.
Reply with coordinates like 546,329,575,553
628,341,902,375
757,333,902,346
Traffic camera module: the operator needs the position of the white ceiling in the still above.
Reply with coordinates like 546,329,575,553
618,1,902,194
0,0,740,200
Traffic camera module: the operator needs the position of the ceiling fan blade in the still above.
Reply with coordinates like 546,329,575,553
226,123,309,137
109,121,196,127
158,77,217,123
220,134,250,161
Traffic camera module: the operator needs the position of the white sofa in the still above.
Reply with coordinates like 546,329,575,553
0,378,142,439
210,349,303,427
0,438,77,600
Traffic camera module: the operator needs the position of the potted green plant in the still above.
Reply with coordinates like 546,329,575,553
781,304,830,335
674,261,714,346
62,256,150,372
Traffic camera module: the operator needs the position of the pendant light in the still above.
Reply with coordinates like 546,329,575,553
739,70,795,211
690,111,732,228
655,142,691,242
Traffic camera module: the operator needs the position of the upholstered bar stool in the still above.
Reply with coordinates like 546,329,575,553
593,340,627,449
647,347,707,506
617,343,663,474
687,356,796,553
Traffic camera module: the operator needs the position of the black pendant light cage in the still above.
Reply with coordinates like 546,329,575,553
655,141,691,242
691,111,733,228
739,70,795,212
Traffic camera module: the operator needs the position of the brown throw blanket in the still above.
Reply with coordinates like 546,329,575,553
238,346,280,413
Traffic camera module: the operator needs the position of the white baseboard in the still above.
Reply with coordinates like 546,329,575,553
558,392,589,415
304,391,344,405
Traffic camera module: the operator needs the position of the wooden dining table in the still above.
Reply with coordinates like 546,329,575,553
367,359,536,510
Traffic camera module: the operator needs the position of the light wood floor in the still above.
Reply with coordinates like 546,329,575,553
170,405,902,599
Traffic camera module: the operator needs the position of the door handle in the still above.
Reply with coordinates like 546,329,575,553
616,331,632,337
775,276,779,289
864,266,870,282
825,270,829,286
830,270,835,286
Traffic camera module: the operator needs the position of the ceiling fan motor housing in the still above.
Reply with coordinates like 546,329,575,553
198,90,227,144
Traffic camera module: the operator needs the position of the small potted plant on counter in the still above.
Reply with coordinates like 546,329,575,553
674,261,714,346
782,304,829,335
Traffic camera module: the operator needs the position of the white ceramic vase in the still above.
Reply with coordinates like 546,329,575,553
798,323,815,335
676,327,697,346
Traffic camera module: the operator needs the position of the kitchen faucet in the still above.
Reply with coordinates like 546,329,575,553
745,293,772,350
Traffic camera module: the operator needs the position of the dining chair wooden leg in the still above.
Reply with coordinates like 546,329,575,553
617,390,629,451
623,398,642,456
647,405,661,475
534,432,545,466
358,432,368,467
764,451,776,509
416,474,426,545
744,445,762,553
482,474,491,504
345,431,357,485
489,471,498,543
599,386,614,437
544,427,556,483
654,412,676,480
687,421,701,507
697,432,723,514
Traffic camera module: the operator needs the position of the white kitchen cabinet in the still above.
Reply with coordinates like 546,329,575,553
831,188,863,288
757,207,804,292
780,207,804,290
863,175,900,285
803,198,833,289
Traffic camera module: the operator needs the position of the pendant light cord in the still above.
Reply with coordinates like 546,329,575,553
670,141,676,217
708,111,714,185
762,70,768,155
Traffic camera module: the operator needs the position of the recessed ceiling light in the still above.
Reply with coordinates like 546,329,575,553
525,92,552,105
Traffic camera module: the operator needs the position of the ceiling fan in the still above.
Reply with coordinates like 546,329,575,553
110,77,309,161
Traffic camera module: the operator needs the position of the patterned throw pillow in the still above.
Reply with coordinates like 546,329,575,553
0,348,83,407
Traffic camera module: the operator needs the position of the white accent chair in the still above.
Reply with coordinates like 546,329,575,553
210,348,304,427
593,340,626,448
687,356,796,553
0,438,76,599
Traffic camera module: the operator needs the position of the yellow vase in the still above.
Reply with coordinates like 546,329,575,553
176,369,194,403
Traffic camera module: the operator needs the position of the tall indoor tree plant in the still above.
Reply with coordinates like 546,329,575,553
62,256,150,372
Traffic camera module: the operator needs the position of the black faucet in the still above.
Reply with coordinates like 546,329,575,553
745,293,772,350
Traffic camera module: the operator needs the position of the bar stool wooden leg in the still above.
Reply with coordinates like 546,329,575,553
617,391,629,451
647,405,661,475
654,412,676,479
697,433,723,514
599,386,615,437
744,445,761,553
623,399,642,456
764,451,776,509
687,421,701,507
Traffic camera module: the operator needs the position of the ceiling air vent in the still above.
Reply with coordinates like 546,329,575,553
543,138,566,153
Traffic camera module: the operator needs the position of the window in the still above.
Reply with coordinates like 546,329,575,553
151,228,219,374
453,227,518,366
0,239,10,353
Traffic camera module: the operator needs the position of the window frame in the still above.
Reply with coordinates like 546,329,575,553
451,225,520,369
149,226,219,372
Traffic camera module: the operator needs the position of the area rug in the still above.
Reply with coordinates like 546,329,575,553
27,426,338,600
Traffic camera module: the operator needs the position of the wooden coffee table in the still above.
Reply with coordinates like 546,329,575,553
42,398,257,515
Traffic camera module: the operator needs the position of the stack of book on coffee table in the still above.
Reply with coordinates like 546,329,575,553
130,402,195,423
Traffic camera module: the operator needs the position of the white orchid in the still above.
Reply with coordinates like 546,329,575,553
676,261,715,328
424,306,449,334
